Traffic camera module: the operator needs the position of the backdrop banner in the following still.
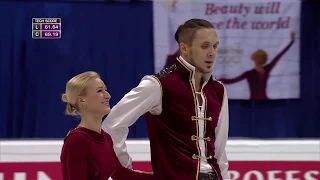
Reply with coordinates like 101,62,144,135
153,0,301,100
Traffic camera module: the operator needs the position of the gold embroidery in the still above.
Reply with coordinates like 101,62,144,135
191,116,212,121
191,135,211,141
192,154,213,160
176,57,200,180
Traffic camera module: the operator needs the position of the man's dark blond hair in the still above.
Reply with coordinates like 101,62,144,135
174,19,214,46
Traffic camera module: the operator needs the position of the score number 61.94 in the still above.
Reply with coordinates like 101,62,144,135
44,24,59,30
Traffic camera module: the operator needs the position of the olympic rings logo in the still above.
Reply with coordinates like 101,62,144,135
216,48,243,67
216,56,241,67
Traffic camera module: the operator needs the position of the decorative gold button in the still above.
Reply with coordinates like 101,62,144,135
192,154,198,159
191,135,197,140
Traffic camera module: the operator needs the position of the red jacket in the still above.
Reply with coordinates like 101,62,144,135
145,58,225,180
60,127,153,180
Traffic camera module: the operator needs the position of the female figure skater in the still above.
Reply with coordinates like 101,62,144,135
60,71,153,180
219,32,295,100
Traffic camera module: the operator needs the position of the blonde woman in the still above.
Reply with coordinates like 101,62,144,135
60,71,153,180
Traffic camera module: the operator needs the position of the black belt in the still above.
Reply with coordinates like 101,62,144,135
199,172,219,180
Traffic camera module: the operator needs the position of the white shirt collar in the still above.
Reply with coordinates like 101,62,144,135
178,56,212,82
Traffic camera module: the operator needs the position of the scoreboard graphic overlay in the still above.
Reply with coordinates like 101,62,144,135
32,18,61,39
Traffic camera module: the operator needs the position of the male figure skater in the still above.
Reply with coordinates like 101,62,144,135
102,19,229,180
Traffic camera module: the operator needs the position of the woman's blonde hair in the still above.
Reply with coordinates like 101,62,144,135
61,71,100,116
254,49,268,64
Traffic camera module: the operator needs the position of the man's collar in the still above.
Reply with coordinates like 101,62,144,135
178,56,212,82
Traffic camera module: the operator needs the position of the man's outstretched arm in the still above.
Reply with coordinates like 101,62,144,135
102,75,162,168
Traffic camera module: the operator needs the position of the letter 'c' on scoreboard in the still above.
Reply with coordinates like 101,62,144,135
32,18,61,39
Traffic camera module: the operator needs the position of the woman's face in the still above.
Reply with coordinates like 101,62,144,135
79,78,111,117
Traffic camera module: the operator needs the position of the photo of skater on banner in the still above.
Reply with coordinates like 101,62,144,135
153,0,301,100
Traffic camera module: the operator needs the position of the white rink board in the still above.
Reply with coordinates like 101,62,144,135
0,139,319,162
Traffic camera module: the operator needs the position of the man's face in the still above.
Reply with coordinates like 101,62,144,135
184,28,219,74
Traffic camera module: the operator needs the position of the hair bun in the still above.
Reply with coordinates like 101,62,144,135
66,103,77,116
